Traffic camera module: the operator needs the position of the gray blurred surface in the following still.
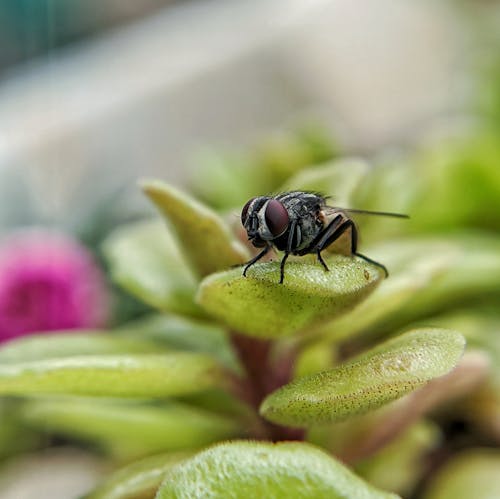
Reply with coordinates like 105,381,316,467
0,0,464,231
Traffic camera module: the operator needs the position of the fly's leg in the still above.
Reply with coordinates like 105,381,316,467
316,217,389,278
310,215,346,272
243,245,271,277
316,250,329,271
279,253,289,284
354,252,389,278
279,220,299,284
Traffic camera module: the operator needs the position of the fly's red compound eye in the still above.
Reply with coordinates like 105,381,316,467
265,199,289,236
241,198,256,225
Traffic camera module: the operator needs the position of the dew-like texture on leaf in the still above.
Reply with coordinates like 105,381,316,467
21,399,239,460
422,449,500,499
260,329,465,426
156,441,399,499
0,353,225,398
88,452,192,499
142,180,249,277
197,255,382,338
103,219,201,316
0,332,159,363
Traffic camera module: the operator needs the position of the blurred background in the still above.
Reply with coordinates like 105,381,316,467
0,0,499,497
1,0,494,233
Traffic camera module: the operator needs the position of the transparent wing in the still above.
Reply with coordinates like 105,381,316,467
322,206,409,219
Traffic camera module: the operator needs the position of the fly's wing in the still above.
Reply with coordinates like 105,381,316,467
323,206,409,218
320,204,409,254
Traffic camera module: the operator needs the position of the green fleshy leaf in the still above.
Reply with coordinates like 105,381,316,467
260,329,465,426
366,233,500,337
21,399,240,460
0,353,225,398
282,158,370,206
350,132,500,240
422,449,500,499
87,452,192,499
156,441,399,499
322,234,500,342
0,402,41,460
141,180,248,277
197,255,382,338
356,421,441,496
121,315,239,372
103,220,201,316
0,332,160,364
318,238,455,342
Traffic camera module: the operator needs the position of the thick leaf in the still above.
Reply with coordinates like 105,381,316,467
260,329,465,426
88,452,191,499
318,238,456,342
351,132,500,240
282,158,370,207
197,255,382,338
21,399,240,460
0,331,160,363
321,234,500,342
141,180,248,277
156,441,399,499
121,315,239,372
103,220,201,316
0,402,41,460
368,234,500,337
0,353,225,398
422,449,500,499
356,421,440,497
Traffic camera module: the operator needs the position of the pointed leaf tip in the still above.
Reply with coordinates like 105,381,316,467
141,179,248,277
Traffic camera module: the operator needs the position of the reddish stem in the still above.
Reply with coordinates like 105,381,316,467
230,331,305,442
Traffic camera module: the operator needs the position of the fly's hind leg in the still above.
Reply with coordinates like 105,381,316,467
354,252,389,278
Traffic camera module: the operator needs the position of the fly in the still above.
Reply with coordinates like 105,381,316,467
240,191,409,283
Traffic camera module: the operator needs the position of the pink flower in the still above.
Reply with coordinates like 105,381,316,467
0,229,110,342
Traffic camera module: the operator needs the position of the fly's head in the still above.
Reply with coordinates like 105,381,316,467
241,196,290,248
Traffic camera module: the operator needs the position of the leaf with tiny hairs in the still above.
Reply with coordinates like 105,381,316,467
156,441,400,499
196,255,382,338
260,329,465,426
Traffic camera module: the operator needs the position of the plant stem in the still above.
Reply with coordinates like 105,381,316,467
230,331,305,442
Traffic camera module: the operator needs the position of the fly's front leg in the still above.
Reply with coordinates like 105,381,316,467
242,245,271,277
279,220,299,284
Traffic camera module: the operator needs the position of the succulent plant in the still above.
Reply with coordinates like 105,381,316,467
0,126,499,498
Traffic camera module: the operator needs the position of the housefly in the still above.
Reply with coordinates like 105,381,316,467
240,191,408,283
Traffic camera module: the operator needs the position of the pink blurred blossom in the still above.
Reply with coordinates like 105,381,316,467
0,229,110,342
